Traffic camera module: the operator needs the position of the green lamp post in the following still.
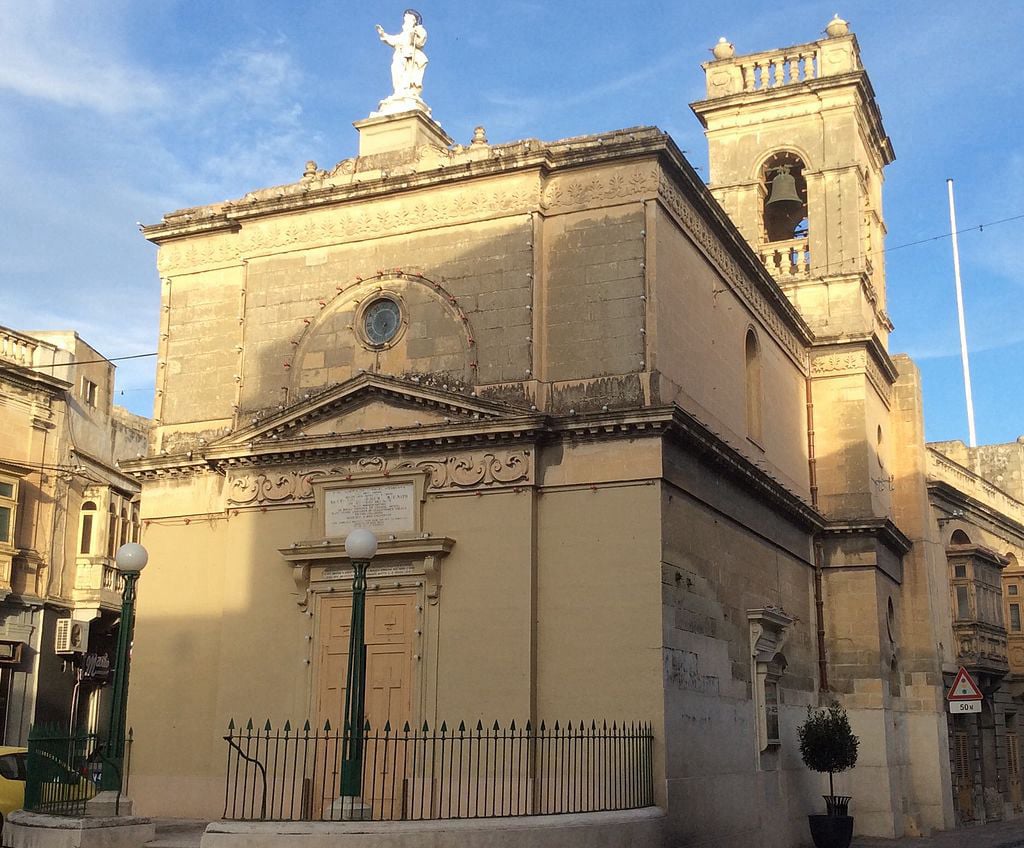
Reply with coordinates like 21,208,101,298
339,528,377,800
102,542,147,792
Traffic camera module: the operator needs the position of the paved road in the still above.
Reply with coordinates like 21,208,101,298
853,818,1024,848
145,816,1024,848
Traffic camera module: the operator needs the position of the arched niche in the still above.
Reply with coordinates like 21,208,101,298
290,273,475,397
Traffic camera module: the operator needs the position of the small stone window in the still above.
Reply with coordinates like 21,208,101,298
82,378,98,408
1011,604,1021,632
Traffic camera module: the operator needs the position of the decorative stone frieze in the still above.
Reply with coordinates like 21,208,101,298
810,348,894,405
227,450,533,506
156,181,538,274
540,164,659,211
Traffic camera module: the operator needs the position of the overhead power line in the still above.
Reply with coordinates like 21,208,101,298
28,352,158,370
6,207,1019,371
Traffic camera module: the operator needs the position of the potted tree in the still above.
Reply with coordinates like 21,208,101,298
798,702,860,848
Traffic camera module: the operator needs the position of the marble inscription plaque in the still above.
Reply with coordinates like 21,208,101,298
325,482,415,537
322,562,416,581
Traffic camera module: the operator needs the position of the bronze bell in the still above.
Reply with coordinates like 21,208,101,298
766,166,802,209
765,165,805,241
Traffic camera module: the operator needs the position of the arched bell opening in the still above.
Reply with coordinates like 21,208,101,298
762,152,808,243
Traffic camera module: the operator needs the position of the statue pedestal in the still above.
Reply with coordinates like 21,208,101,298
354,110,453,157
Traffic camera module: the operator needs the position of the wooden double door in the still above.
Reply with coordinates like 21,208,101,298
316,592,417,817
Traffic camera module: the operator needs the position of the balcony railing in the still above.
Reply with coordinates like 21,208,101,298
222,718,654,822
759,238,811,281
737,48,820,92
73,558,124,612
0,329,38,368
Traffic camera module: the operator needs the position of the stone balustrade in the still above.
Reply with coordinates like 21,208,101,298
73,558,124,612
701,35,861,100
0,328,39,368
738,48,820,92
929,450,1024,525
758,238,810,281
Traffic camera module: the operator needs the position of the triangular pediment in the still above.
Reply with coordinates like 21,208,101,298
215,374,534,449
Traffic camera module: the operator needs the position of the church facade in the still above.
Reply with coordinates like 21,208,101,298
123,17,1022,846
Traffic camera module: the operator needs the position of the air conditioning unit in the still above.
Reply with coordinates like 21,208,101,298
55,619,88,654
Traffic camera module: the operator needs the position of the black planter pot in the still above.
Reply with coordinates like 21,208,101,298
808,814,854,848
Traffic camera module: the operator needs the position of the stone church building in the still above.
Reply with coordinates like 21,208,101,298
122,16,1024,846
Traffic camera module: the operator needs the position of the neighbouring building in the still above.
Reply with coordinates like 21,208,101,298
926,439,1024,820
122,15,1024,847
0,327,149,744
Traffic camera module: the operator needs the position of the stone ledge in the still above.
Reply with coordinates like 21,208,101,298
4,810,156,848
201,807,665,848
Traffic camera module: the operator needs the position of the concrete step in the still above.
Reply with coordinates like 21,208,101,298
145,818,208,848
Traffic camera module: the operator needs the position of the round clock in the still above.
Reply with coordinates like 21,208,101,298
363,298,402,346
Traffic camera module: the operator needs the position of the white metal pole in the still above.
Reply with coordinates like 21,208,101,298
946,179,977,448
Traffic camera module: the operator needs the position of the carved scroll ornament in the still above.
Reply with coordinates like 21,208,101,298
228,451,531,506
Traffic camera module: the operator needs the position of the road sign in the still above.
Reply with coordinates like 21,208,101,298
946,667,983,715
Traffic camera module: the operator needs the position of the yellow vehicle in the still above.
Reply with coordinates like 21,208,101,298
0,746,27,826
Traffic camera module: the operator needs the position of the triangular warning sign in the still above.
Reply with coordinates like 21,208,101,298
947,667,984,701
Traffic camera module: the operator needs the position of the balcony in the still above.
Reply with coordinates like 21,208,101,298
73,557,124,614
949,543,1010,678
953,620,1009,678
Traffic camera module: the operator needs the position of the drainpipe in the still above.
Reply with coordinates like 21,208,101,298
806,376,829,691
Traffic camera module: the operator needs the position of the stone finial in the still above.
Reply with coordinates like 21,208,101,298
712,37,735,60
825,14,850,37
470,126,488,147
302,160,318,180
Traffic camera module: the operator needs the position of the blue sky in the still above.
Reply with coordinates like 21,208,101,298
1,1,1021,445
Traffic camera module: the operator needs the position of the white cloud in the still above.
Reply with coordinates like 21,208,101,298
0,2,167,114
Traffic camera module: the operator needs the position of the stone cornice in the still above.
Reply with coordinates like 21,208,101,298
280,535,454,564
928,478,1024,545
141,127,674,243
0,360,71,396
661,405,823,531
822,517,913,557
124,402,824,539
691,70,893,166
946,543,1011,570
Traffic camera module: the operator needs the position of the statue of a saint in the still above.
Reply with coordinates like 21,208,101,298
375,10,429,112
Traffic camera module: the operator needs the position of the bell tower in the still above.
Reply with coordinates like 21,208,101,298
691,15,894,344
691,16,900,526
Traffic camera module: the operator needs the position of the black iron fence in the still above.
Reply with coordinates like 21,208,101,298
223,718,654,822
24,724,132,815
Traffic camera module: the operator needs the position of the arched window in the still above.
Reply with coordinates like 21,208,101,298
951,529,972,546
745,329,763,443
131,505,141,544
762,151,808,243
120,507,129,547
79,501,97,555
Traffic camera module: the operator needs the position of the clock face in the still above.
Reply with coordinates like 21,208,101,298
363,298,402,346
